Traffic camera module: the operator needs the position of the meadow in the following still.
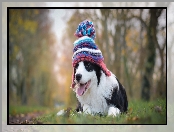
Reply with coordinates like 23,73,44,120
9,99,166,124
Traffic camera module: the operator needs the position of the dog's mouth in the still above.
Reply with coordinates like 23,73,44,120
76,80,91,96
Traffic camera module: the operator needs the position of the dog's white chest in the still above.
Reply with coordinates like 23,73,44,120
81,95,109,114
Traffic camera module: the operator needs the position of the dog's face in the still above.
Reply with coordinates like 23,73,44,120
74,61,101,96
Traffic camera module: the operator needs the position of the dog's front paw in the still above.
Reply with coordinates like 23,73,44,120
57,109,65,116
108,106,120,117
83,104,91,114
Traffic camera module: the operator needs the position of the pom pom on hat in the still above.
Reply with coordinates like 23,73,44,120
74,20,96,40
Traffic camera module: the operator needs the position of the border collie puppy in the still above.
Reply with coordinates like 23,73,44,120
57,20,128,117
73,61,128,116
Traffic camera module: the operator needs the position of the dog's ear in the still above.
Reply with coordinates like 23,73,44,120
93,63,101,85
71,67,77,89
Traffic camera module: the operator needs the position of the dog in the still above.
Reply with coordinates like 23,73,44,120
73,61,128,116
57,20,128,117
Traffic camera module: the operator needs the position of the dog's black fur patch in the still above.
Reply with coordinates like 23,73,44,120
105,78,128,113
91,63,101,86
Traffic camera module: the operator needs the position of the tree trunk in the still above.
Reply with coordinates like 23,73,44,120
122,9,132,98
141,9,157,101
100,9,110,69
21,78,27,105
153,9,166,98
113,9,121,78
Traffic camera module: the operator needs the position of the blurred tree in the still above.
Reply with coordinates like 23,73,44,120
9,9,57,106
111,9,122,78
141,9,164,101
100,9,111,69
154,9,166,98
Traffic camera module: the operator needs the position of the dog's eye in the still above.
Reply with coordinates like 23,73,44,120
75,63,79,69
84,61,91,67
86,63,90,67
84,61,93,72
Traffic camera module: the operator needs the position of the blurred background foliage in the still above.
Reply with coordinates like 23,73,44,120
9,9,58,106
9,7,167,108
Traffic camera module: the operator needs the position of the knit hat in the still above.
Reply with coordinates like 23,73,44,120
71,20,111,89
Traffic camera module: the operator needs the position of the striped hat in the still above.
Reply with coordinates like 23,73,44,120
71,20,111,88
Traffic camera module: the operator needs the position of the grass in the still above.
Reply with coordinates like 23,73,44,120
33,99,166,124
9,105,49,116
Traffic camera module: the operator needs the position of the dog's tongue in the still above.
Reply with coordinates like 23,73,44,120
77,83,86,96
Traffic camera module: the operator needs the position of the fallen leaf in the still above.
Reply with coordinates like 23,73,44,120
154,106,162,113
132,116,139,121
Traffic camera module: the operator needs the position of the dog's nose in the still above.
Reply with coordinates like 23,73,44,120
76,74,82,82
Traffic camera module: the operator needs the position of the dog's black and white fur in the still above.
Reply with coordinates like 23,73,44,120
72,61,128,116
